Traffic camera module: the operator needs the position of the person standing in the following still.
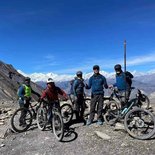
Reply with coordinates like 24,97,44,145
73,71,85,122
85,65,108,125
113,64,133,106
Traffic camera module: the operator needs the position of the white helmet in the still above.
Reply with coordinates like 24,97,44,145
46,78,54,84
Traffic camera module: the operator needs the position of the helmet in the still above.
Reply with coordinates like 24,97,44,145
93,65,100,70
114,64,122,71
76,71,82,76
46,78,54,84
25,77,31,82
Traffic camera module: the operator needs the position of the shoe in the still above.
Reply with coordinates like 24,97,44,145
96,120,103,125
86,120,92,126
79,118,86,125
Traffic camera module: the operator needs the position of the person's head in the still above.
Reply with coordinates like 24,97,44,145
76,71,83,78
46,78,55,88
114,64,122,75
93,65,100,74
24,77,31,86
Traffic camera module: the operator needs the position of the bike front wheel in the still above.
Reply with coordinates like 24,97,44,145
11,107,32,132
36,107,47,131
60,104,73,124
124,107,155,140
104,101,120,125
52,111,64,141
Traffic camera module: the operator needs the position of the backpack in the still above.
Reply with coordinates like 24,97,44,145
69,79,75,95
125,71,134,87
17,84,23,99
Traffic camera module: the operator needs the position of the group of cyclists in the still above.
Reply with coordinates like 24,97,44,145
17,64,133,127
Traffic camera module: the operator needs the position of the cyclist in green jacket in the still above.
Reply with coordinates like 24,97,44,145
17,77,40,126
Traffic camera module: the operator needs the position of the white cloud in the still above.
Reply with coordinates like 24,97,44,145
127,54,155,66
46,53,155,74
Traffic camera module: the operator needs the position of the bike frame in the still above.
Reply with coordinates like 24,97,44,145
119,98,137,119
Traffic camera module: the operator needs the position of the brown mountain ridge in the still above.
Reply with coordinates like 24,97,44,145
0,60,42,102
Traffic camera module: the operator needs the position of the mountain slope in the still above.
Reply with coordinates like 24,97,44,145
0,61,43,102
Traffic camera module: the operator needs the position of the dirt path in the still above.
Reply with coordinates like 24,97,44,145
1,99,155,155
1,119,155,155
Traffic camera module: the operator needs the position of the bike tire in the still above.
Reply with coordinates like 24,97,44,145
60,104,73,124
124,107,155,140
52,111,64,141
84,98,91,116
104,101,120,125
11,107,32,133
36,107,47,131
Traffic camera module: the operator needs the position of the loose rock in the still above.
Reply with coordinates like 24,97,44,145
94,131,111,140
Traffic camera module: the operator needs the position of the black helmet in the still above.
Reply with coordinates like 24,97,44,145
76,71,83,76
93,65,100,70
114,64,122,71
25,77,31,82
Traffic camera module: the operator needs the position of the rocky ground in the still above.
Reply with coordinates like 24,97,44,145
0,99,155,155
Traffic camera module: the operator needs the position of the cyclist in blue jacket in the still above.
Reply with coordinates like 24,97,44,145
85,65,108,125
113,64,133,106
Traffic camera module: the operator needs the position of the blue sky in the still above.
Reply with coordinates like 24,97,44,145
0,0,155,74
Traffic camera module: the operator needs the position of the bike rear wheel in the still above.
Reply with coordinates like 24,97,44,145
104,101,120,125
52,111,64,141
60,104,73,124
11,107,32,132
124,107,155,140
36,107,47,131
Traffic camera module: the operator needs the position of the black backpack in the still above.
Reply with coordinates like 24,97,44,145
125,71,134,86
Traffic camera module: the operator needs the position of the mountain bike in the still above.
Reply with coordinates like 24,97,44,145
37,100,64,141
11,101,40,132
105,87,150,109
104,90,155,140
60,94,91,123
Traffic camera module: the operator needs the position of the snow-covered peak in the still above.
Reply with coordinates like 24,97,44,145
17,70,74,82
17,70,155,82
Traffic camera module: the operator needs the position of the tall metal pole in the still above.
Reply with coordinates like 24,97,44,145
124,40,127,103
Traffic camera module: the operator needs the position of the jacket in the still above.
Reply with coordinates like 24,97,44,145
114,71,132,90
86,73,108,95
17,84,40,99
41,86,67,102
73,78,85,96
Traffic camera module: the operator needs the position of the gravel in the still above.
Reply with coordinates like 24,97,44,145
1,119,155,155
